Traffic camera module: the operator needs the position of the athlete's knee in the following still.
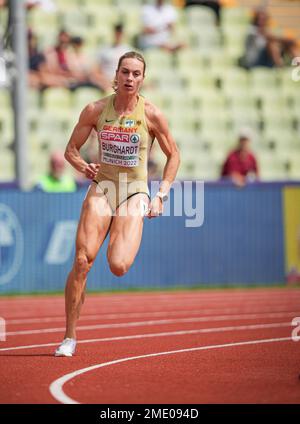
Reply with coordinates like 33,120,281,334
109,258,131,277
74,253,93,277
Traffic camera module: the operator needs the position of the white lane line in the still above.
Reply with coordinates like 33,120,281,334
5,311,299,337
6,307,300,325
0,296,300,319
49,336,293,404
2,302,299,321
0,322,291,352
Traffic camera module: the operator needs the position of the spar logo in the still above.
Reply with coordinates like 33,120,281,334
100,131,130,143
0,204,24,285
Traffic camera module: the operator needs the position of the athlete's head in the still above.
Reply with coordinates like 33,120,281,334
113,51,146,93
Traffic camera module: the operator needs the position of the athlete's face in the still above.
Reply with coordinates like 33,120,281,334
116,58,145,94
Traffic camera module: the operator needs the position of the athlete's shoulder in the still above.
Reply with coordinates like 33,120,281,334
144,97,164,123
143,97,170,136
88,95,111,114
79,95,112,124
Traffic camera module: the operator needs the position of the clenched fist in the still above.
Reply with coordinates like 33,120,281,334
147,195,163,219
84,163,100,180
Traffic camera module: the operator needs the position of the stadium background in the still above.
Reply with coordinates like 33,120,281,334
0,0,300,293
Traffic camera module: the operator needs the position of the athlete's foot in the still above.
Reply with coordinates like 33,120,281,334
54,338,77,357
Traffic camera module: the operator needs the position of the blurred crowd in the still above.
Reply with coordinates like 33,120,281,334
1,0,299,82
28,28,112,92
17,0,299,94
240,8,299,69
1,0,299,189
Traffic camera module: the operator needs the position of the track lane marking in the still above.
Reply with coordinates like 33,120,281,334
0,291,299,311
0,322,291,352
5,311,299,336
4,306,300,325
49,336,293,404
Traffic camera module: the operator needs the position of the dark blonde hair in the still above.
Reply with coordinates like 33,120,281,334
113,51,146,91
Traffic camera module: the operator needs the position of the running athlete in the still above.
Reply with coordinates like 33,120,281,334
55,51,180,356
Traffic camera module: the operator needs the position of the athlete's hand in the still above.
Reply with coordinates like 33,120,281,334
147,196,163,219
84,163,100,180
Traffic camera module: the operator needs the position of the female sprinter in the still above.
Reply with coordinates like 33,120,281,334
55,51,180,356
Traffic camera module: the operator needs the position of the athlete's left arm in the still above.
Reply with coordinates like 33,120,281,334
148,105,181,194
146,104,180,217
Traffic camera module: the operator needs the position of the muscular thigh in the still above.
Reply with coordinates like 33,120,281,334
107,193,149,263
76,182,112,261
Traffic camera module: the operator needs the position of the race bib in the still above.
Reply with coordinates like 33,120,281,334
99,129,140,167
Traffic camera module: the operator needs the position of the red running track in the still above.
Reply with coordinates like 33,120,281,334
0,287,300,404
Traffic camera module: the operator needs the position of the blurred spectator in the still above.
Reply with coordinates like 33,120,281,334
43,31,110,92
240,8,299,69
68,36,110,92
28,30,67,89
26,0,56,12
184,1,222,26
138,0,185,52
43,29,74,85
28,30,46,89
37,151,77,192
0,0,6,52
221,129,259,187
97,23,132,82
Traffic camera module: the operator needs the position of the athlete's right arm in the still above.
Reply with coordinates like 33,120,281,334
64,102,104,179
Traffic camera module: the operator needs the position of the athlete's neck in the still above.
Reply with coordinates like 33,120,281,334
113,92,139,116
